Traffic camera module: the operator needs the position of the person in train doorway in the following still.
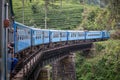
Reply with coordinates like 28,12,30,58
10,53,18,73
7,42,18,75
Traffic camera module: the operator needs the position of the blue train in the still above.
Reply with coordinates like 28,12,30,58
14,22,110,53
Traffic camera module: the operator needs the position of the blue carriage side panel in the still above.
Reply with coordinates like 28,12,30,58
77,31,85,40
86,31,102,40
68,31,78,41
43,29,50,44
102,30,106,39
68,31,71,41
32,28,43,46
31,30,34,46
67,31,69,41
102,31,104,39
32,30,36,46
106,31,110,39
13,21,17,53
102,30,110,39
49,30,52,43
68,31,72,41
85,31,87,40
50,30,60,42
60,30,67,41
107,31,110,38
14,22,31,53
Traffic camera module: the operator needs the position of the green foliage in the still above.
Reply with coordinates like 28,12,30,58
12,0,118,30
79,5,113,30
13,0,84,29
111,30,120,39
87,11,96,22
12,0,115,30
94,42,106,52
31,2,39,13
76,40,120,80
108,0,120,23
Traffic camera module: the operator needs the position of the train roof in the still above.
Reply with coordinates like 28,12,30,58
49,29,60,31
86,31,102,32
67,30,85,32
31,27,50,31
15,22,32,29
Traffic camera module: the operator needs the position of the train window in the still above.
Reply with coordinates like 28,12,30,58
21,36,23,40
23,36,25,39
71,33,73,37
25,36,27,39
61,32,66,37
78,33,84,37
27,36,29,39
44,32,49,38
35,36,40,39
71,32,76,37
53,32,59,38
37,31,39,34
38,36,40,39
22,36,24,40
39,36,41,39
26,35,28,39
37,36,39,39
17,36,19,40
88,34,100,36
21,36,22,40
24,35,25,39
35,31,41,39
103,32,105,36
20,36,21,40
36,36,38,39
28,31,30,34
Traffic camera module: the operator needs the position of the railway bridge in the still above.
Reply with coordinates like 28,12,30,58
12,42,93,80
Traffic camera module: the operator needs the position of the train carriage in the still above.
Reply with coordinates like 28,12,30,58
59,30,67,41
68,30,78,41
42,29,50,44
50,30,61,42
31,28,43,46
77,31,85,40
31,28,50,46
14,22,31,53
102,30,110,39
86,31,102,40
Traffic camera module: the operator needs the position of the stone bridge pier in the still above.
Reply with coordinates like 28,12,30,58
37,53,76,80
52,53,76,80
37,67,50,80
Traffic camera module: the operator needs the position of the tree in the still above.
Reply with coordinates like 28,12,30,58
109,0,120,23
44,0,50,29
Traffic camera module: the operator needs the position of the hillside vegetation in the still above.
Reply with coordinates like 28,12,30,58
12,0,115,30
76,39,120,80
